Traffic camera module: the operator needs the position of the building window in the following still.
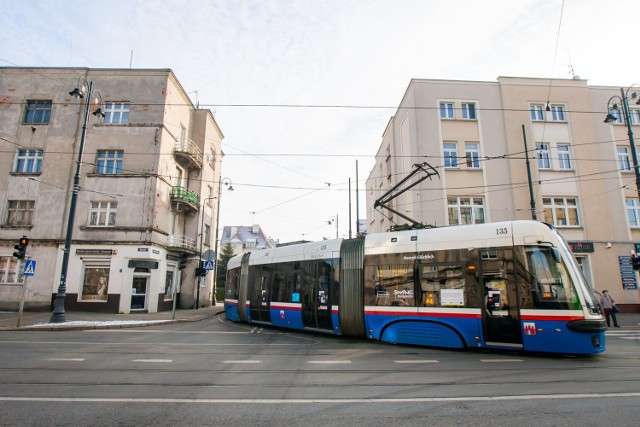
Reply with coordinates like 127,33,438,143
543,197,580,226
557,144,572,170
461,103,476,120
530,105,545,121
443,142,458,168
88,201,117,226
440,102,455,119
23,100,52,124
102,102,129,124
626,198,640,227
536,143,551,169
465,143,480,168
81,264,110,301
95,150,123,175
630,109,640,125
204,224,211,246
385,147,392,179
617,146,632,171
551,105,566,122
0,256,23,284
5,200,34,226
13,149,43,174
448,196,485,225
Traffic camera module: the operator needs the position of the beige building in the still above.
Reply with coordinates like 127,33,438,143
366,77,640,312
0,67,224,313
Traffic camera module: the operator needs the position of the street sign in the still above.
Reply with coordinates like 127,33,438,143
203,249,216,261
201,260,215,270
23,259,36,276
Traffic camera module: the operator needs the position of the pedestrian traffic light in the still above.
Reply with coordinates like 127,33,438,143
13,236,29,259
632,253,640,270
179,254,187,270
195,267,207,277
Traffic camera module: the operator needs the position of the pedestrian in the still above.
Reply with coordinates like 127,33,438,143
600,290,620,328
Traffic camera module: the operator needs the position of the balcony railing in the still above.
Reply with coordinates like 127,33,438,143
167,234,196,252
173,137,203,170
171,186,199,214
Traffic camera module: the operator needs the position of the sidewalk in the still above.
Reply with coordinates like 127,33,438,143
0,304,225,331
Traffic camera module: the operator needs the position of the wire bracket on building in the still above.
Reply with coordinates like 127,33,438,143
374,161,440,231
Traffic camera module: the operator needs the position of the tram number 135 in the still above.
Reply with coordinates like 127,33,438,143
496,227,508,235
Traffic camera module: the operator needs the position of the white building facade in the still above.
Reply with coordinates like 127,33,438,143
366,77,640,312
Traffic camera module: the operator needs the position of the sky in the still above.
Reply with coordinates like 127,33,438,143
2,0,640,243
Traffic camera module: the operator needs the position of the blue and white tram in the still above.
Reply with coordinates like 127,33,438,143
224,221,606,355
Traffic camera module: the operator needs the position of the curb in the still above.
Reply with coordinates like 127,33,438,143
0,311,222,332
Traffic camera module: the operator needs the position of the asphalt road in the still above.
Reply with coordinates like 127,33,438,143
1,316,639,426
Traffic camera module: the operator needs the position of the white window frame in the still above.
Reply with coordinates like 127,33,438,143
617,146,632,171
630,109,640,125
5,200,34,226
0,256,24,284
102,102,130,124
550,105,566,122
443,142,458,168
543,197,580,227
465,142,480,168
96,150,123,175
88,201,117,227
447,196,485,225
204,224,211,246
461,103,476,120
536,143,551,169
14,149,43,174
557,144,572,170
530,104,545,121
626,198,640,227
440,102,455,120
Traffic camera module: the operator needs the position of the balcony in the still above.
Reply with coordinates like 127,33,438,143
171,186,199,214
173,138,203,170
167,234,196,252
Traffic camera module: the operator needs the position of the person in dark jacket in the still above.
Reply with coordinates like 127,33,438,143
600,290,620,328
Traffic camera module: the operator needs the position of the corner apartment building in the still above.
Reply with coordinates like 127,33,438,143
0,67,224,313
366,76,640,311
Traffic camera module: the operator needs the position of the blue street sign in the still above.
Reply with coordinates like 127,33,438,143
23,259,36,276
202,260,215,270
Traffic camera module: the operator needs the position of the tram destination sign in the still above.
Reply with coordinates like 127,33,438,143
618,256,638,290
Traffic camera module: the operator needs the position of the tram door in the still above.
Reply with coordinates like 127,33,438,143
479,249,523,348
249,266,272,323
301,261,333,331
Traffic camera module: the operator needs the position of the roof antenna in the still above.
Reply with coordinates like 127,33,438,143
129,50,133,69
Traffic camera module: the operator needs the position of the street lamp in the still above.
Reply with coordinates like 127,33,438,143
328,215,338,239
604,86,640,199
50,78,104,323
212,177,233,306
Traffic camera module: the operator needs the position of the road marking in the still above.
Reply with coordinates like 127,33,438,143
132,359,173,363
394,360,439,364
0,341,300,347
480,359,523,363
249,327,263,334
85,330,249,334
1,392,639,404
307,360,351,364
45,358,85,362
223,360,262,364
620,337,640,340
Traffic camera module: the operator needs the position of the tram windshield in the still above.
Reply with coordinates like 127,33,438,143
519,246,580,310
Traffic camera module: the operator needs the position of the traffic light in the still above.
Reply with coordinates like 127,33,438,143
179,254,187,270
13,236,29,259
195,267,207,277
632,253,640,270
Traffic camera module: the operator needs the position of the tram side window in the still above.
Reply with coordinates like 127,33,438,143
271,264,287,303
516,246,580,310
226,268,240,299
373,264,415,307
419,263,467,307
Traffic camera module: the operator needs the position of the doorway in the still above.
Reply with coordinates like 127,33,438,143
131,277,148,311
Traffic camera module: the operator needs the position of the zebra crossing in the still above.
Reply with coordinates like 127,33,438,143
606,328,640,340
